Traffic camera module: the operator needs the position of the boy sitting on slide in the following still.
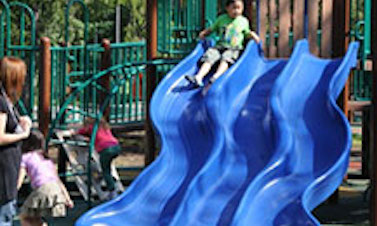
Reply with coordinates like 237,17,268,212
185,0,260,87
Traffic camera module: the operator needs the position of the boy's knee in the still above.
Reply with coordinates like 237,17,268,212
201,48,221,66
221,49,240,64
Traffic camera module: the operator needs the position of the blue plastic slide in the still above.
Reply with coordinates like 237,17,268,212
76,39,358,226
168,43,287,225
230,40,359,225
76,40,222,226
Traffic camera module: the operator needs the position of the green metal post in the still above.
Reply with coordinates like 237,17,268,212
0,12,4,58
0,0,10,56
364,0,371,57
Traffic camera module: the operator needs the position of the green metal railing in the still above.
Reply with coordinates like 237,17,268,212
50,44,102,125
47,0,180,129
109,42,146,124
350,0,372,101
50,42,152,126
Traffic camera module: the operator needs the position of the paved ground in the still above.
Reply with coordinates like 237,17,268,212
314,179,370,226
12,179,370,226
13,126,369,225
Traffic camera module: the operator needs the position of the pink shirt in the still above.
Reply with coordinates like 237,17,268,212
78,125,119,152
20,151,58,189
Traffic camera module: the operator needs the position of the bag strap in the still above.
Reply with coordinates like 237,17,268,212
0,83,20,122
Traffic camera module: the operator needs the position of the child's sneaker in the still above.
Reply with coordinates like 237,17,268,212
197,79,204,87
185,75,203,87
208,76,217,84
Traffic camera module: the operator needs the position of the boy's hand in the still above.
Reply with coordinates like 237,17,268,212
199,29,211,40
199,30,207,40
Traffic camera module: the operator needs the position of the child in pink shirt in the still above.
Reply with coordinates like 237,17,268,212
17,130,73,226
76,117,121,200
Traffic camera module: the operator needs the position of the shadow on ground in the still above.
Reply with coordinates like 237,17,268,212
314,179,370,226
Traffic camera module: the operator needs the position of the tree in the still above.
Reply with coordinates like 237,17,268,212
8,0,146,45
120,0,146,42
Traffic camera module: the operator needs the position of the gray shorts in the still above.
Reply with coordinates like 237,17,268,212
0,200,17,226
200,47,240,66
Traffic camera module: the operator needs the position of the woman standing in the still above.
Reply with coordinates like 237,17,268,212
0,57,32,226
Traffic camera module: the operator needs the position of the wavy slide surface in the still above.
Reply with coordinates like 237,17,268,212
76,39,233,226
230,40,358,225
76,39,358,226
168,43,287,226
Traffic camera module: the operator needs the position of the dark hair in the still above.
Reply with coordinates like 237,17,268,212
21,130,48,158
226,0,243,6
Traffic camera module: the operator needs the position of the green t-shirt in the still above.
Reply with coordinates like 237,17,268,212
210,14,251,49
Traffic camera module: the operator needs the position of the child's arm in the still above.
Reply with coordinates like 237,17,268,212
199,28,213,40
60,127,89,138
17,167,27,190
77,125,92,136
248,31,260,44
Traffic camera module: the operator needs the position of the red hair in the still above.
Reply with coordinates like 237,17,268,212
0,57,27,103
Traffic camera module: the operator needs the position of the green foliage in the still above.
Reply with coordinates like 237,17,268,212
120,0,146,42
13,0,68,45
7,0,145,45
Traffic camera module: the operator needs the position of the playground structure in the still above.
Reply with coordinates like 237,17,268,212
1,0,377,224
76,37,359,225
